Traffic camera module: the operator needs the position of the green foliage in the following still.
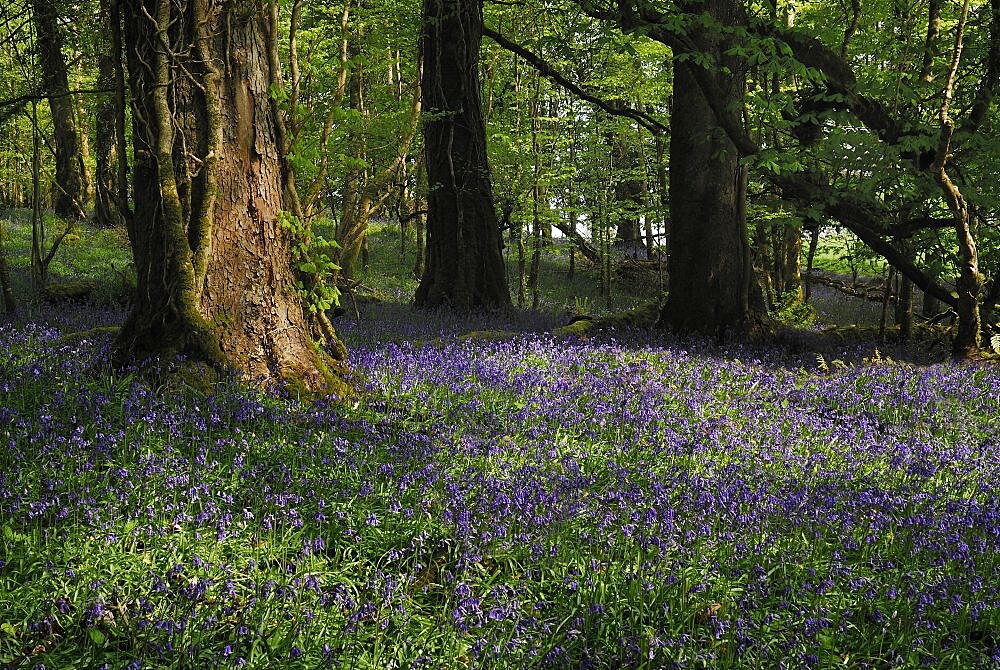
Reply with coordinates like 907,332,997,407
572,295,592,317
278,211,341,315
774,291,816,328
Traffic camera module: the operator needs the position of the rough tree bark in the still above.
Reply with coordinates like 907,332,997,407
31,0,85,220
116,0,347,394
659,0,755,336
416,0,511,310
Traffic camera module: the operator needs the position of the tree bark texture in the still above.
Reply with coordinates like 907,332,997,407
416,0,511,310
117,0,346,393
660,0,753,337
31,0,85,220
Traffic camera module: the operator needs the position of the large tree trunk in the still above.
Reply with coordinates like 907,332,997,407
415,0,511,310
31,0,85,220
116,0,347,394
660,0,754,337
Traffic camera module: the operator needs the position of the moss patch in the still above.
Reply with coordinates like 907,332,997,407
552,302,661,337
43,281,98,302
54,326,121,347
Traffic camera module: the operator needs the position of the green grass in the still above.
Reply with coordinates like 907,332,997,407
0,208,134,305
806,230,887,278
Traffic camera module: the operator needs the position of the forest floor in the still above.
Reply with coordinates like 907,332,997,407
2,217,1000,668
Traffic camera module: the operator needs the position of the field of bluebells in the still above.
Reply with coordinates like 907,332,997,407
3,300,1000,669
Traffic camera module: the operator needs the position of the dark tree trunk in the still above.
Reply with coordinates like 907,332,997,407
607,125,644,253
416,0,511,310
93,0,124,229
0,220,15,314
804,223,819,303
612,172,644,254
75,82,93,209
660,0,754,337
31,0,85,220
116,0,346,393
773,221,802,298
895,245,914,340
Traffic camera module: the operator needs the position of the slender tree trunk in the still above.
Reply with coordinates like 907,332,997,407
30,102,46,291
416,0,511,310
74,77,93,209
528,80,542,309
920,0,943,82
337,42,368,279
0,219,15,314
879,267,895,341
567,121,578,280
413,158,426,278
31,0,85,220
653,131,669,250
94,0,124,229
895,242,914,340
804,223,819,303
116,0,346,393
932,0,981,357
516,221,526,307
896,274,913,340
776,222,802,298
660,0,753,337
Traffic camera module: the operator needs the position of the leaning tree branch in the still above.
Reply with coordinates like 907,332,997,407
890,215,956,238
772,172,957,308
570,0,962,309
481,25,670,136
0,87,114,109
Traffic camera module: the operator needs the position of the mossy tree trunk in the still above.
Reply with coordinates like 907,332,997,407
115,0,347,393
31,0,85,220
416,0,511,310
932,0,981,358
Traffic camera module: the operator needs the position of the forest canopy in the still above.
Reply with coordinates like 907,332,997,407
1,0,999,380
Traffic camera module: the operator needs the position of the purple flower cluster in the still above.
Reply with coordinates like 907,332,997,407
2,306,1000,668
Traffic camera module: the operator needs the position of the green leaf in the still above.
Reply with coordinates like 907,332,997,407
88,628,107,646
